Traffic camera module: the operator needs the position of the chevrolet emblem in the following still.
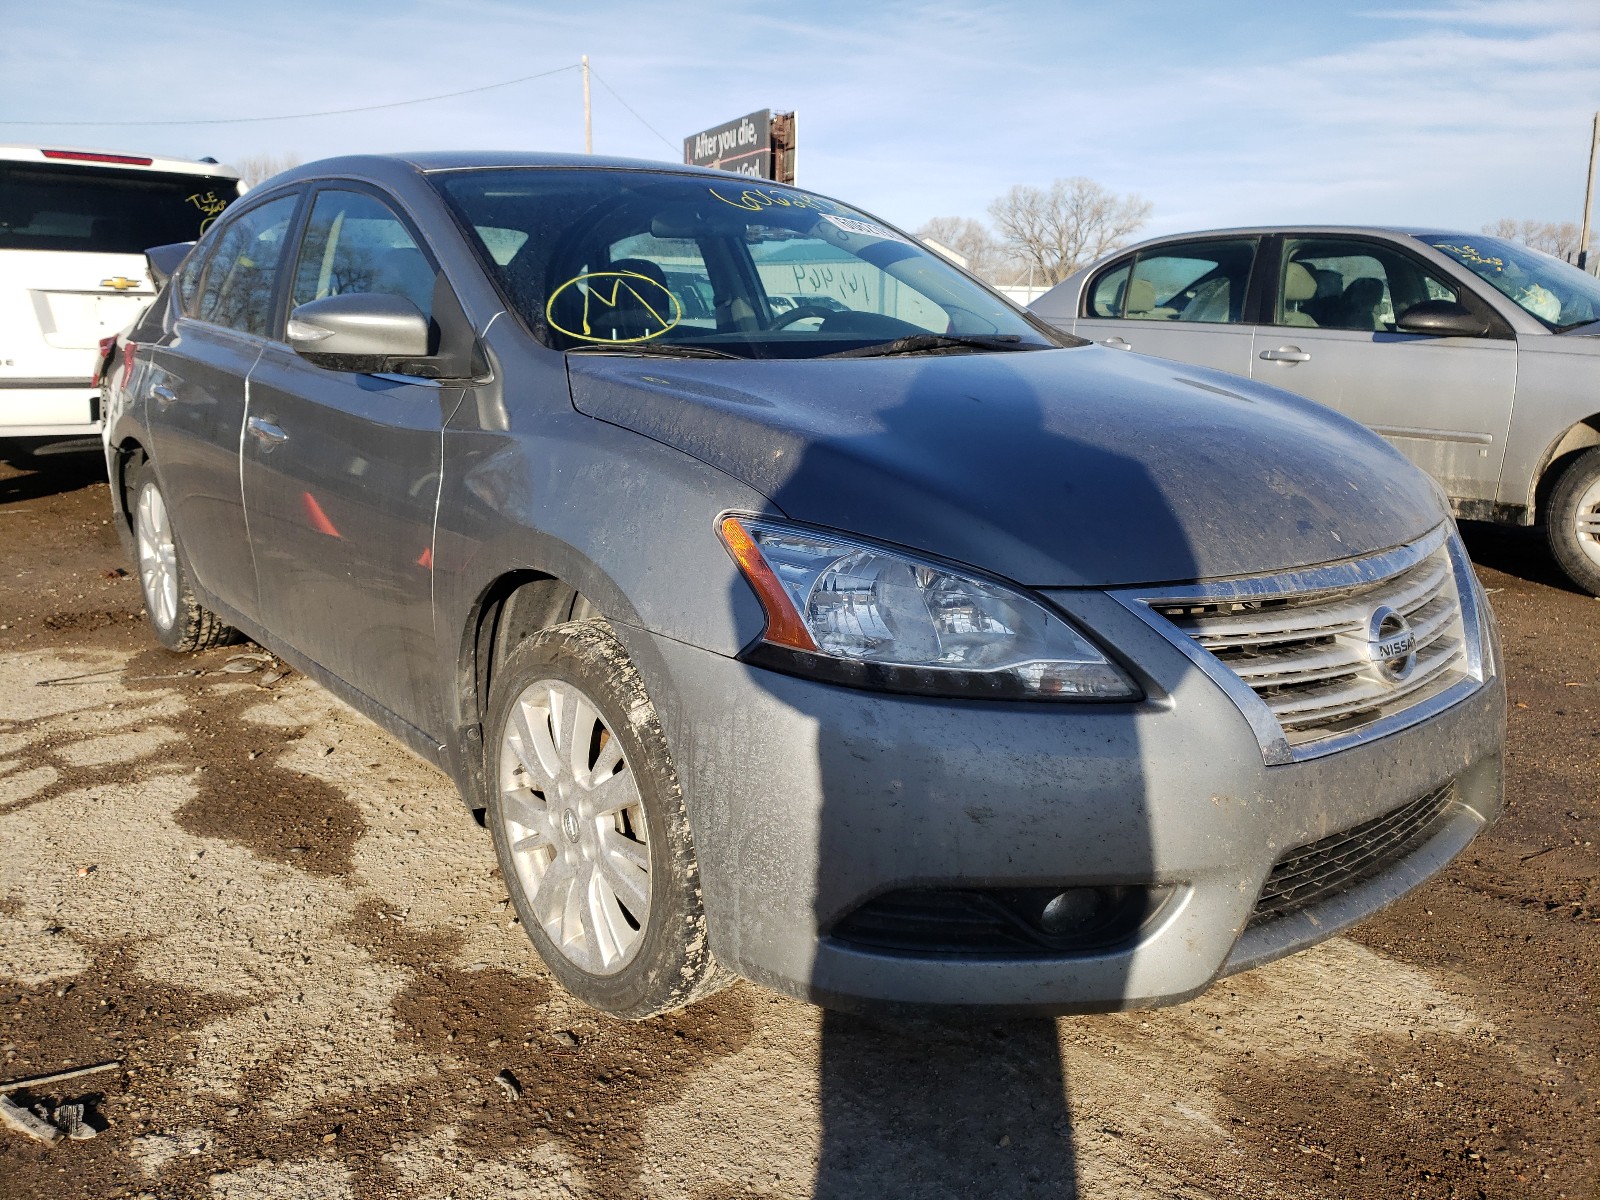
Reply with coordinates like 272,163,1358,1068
100,277,142,291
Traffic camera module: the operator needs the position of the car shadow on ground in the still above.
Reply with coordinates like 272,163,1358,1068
0,437,107,506
815,1011,1076,1197
1456,519,1584,594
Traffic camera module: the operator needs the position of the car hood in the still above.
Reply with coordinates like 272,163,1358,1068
566,345,1443,588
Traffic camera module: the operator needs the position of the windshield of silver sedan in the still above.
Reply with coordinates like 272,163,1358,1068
1424,234,1600,332
431,169,1058,358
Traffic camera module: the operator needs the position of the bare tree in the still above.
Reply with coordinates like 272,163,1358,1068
915,216,1016,283
988,178,1152,285
232,152,303,189
1484,218,1583,263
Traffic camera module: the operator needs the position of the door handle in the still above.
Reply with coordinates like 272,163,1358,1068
1259,347,1311,363
151,384,177,409
1100,336,1133,350
246,416,289,448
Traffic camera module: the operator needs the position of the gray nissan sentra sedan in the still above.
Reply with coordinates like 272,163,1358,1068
103,153,1505,1018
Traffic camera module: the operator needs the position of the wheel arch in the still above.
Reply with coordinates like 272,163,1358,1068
1532,416,1600,524
450,558,641,811
110,436,149,531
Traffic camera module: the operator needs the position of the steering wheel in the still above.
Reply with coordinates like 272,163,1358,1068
769,305,837,330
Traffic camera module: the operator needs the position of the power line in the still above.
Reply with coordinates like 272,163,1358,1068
0,64,580,128
586,65,679,154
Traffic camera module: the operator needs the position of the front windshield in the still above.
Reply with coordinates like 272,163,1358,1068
1423,233,1600,331
432,168,1057,358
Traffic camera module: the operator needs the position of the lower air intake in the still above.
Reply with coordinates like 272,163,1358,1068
1248,783,1458,929
831,885,1161,958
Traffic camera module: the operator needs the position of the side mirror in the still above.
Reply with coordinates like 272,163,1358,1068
1395,299,1490,338
287,293,432,372
145,241,195,288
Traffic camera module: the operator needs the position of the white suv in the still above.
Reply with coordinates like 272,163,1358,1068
0,145,240,438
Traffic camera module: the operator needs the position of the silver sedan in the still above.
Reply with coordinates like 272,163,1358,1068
1031,227,1600,595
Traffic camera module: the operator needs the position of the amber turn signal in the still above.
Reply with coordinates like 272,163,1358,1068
718,516,818,651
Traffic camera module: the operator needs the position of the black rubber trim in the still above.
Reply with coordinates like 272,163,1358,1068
741,641,1143,704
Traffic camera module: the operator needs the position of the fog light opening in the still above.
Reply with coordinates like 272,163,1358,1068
1038,887,1107,935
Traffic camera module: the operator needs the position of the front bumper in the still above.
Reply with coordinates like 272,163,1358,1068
619,597,1504,1014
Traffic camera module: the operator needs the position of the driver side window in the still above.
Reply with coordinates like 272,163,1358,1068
290,189,435,322
1276,238,1459,332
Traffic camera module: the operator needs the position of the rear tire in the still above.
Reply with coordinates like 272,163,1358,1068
1546,447,1600,597
129,460,235,652
485,620,731,1019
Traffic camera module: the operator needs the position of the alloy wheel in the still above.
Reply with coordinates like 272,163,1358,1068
135,483,179,631
497,678,651,975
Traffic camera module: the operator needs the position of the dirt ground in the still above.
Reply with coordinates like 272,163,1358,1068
0,443,1594,1200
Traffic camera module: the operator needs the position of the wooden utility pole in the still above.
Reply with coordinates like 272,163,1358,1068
582,56,592,154
1581,111,1598,271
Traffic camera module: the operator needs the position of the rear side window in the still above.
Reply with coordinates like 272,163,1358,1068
194,195,299,337
1087,261,1131,318
290,190,435,321
0,162,234,253
177,251,204,313
1120,239,1258,324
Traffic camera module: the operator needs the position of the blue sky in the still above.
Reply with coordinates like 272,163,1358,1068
2,0,1595,238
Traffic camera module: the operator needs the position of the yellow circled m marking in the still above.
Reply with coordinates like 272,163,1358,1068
545,271,683,343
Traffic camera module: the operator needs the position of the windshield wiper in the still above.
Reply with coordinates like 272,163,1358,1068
1553,318,1600,334
820,334,1045,359
566,343,741,360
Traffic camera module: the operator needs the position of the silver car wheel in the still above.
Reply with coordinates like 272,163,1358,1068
1575,476,1600,569
135,482,179,631
497,678,651,976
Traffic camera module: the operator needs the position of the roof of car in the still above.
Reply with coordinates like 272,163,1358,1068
266,151,746,184
1125,224,1475,244
0,143,238,177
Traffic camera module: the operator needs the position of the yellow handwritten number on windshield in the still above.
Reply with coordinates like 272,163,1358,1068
546,271,682,343
708,186,835,215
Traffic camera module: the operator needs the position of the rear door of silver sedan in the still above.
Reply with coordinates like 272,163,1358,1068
1070,235,1263,375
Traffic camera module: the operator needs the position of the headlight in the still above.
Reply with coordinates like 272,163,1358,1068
718,515,1140,701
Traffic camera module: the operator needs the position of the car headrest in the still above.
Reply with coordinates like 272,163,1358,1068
1344,276,1385,305
608,258,670,291
1284,262,1318,302
1124,277,1157,314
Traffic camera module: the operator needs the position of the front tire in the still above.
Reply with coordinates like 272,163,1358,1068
1547,447,1600,596
485,621,731,1019
129,460,235,652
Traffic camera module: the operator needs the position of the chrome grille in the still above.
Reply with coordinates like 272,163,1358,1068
1145,531,1474,752
1248,783,1458,928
